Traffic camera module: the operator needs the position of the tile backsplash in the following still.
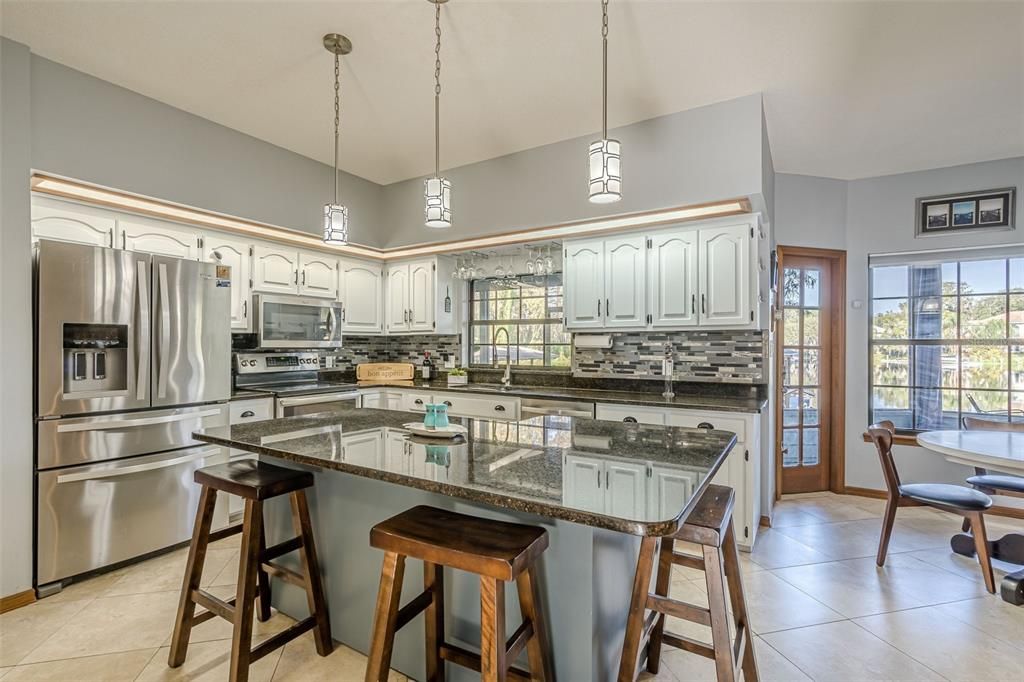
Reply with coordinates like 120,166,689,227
325,335,461,373
572,330,766,384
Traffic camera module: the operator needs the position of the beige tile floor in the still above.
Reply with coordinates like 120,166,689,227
1,492,1021,681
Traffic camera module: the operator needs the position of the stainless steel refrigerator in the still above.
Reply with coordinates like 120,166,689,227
35,239,232,588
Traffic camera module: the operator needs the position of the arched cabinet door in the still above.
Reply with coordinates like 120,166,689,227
120,217,200,260
564,240,605,329
648,230,698,328
298,251,338,299
386,264,410,333
698,224,751,326
340,259,383,334
408,260,435,332
603,235,647,328
31,197,117,248
252,245,299,295
204,235,252,331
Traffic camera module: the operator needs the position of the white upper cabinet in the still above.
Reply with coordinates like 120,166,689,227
564,217,758,331
252,244,299,295
603,236,647,328
120,217,200,260
385,263,410,333
297,251,338,299
204,235,252,331
699,223,751,326
31,197,117,248
564,240,604,329
648,229,698,328
408,260,435,332
339,259,384,334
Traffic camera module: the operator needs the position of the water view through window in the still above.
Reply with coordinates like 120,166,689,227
869,254,1023,431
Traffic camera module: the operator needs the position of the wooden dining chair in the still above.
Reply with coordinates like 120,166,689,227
866,421,997,593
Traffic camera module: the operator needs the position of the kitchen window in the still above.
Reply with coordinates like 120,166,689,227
470,274,570,369
868,248,1024,431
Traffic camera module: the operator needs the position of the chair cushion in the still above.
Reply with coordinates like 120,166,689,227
967,474,1024,494
899,483,992,511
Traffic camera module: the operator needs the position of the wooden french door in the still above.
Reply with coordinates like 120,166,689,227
778,254,835,493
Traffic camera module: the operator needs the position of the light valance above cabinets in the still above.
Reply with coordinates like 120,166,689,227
29,194,459,337
563,216,765,332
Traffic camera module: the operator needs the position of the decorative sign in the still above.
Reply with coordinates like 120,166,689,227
915,187,1016,237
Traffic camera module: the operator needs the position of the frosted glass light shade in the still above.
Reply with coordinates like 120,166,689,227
323,203,349,244
424,176,452,228
588,138,622,203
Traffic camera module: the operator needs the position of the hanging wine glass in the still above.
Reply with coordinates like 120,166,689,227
458,257,467,280
545,244,554,273
526,248,535,274
506,253,515,279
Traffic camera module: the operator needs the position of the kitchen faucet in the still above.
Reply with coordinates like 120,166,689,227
492,327,512,390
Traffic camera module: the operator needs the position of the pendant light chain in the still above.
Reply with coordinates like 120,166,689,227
434,1,442,178
602,0,608,139
333,51,341,205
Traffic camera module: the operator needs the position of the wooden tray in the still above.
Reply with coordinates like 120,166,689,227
356,362,415,381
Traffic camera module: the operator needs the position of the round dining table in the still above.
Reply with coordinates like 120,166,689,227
917,430,1024,605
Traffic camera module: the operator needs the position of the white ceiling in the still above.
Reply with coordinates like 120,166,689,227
2,1,1021,185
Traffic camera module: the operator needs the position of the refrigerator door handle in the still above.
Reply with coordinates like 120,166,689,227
135,260,150,401
156,262,171,399
54,446,222,484
55,408,223,433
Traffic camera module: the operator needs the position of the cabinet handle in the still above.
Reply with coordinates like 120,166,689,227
240,410,255,418
697,421,714,430
294,271,298,285
606,298,610,317
302,271,306,286
494,405,506,412
605,470,609,488
597,299,601,317
701,294,706,314
414,398,424,405
242,300,247,318
623,416,638,424
691,294,696,314
443,401,452,407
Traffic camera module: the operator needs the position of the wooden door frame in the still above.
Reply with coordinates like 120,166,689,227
775,246,847,499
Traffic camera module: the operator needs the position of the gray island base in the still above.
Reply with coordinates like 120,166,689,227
194,407,736,681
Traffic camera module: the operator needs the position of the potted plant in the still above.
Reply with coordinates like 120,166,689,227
447,366,468,386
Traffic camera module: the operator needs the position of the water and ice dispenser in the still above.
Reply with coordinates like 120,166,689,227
62,323,129,396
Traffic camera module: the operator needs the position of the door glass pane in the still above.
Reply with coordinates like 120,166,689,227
802,428,819,465
783,268,801,306
803,349,820,385
802,310,820,345
801,388,819,426
784,309,801,345
782,389,801,426
782,349,800,386
803,269,820,308
782,430,799,468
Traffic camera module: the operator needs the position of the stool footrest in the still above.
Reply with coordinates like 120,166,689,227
671,551,706,572
662,631,716,660
733,623,750,664
439,643,533,682
395,588,434,632
262,536,303,562
249,617,317,663
262,561,306,588
646,593,712,627
505,618,535,664
192,589,235,622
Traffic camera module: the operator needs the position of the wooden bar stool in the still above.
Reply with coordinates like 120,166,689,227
168,460,333,682
365,505,554,682
618,485,758,682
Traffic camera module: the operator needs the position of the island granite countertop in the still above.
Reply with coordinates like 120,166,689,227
193,405,736,536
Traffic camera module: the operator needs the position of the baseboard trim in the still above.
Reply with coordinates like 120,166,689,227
0,589,36,614
844,485,1024,520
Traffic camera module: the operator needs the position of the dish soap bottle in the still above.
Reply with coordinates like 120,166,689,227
421,351,434,381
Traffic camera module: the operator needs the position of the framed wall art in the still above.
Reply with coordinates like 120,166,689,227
915,187,1016,237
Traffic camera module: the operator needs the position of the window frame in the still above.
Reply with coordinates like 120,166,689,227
468,273,572,372
867,254,1023,433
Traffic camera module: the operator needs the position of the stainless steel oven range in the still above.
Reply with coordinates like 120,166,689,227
235,352,360,418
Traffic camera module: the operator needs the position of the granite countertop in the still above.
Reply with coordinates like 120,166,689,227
193,406,736,536
353,380,767,414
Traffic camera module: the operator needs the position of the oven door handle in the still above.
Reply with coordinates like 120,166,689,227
55,446,223,484
56,408,223,433
277,392,360,408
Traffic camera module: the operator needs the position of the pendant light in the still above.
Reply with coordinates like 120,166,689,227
588,0,621,203
322,33,352,244
424,0,452,228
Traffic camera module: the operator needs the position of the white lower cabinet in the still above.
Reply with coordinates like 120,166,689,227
434,391,520,421
226,397,275,516
563,455,606,514
594,403,761,549
605,460,648,520
341,431,384,469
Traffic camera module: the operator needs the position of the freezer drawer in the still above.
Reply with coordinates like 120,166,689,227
37,444,229,585
37,403,230,469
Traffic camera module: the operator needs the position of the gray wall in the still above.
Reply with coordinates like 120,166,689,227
0,38,35,599
380,94,767,248
29,55,387,247
776,158,1024,492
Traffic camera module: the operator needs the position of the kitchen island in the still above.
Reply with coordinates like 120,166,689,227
193,406,736,681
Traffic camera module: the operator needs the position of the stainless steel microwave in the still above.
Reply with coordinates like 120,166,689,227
255,294,343,349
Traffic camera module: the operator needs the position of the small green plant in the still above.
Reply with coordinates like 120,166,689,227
448,367,467,377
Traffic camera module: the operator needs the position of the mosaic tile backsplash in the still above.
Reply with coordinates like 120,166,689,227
572,330,766,384
324,335,461,373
